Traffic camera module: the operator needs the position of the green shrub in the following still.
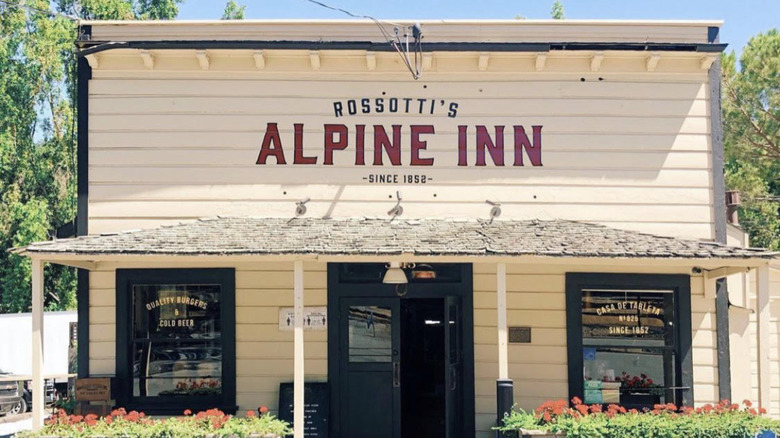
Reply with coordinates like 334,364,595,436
498,399,780,438
17,407,293,438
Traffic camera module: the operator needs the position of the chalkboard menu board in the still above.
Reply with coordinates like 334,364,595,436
278,382,328,438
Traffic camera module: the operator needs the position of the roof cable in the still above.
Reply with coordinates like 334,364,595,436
302,0,423,79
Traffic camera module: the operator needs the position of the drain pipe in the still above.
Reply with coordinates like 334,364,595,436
496,379,514,436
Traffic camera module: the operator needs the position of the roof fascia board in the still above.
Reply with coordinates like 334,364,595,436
76,40,728,57
82,19,724,25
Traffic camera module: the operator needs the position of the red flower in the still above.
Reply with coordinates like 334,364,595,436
743,399,753,408
126,411,140,422
246,410,256,418
183,409,192,416
571,396,582,406
258,406,269,415
760,407,767,414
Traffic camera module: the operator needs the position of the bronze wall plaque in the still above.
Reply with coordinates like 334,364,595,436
75,377,112,402
508,326,531,343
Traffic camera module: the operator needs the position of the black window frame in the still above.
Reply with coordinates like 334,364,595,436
116,268,236,415
565,273,693,407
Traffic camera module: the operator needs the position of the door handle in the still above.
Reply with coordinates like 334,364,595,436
393,361,400,387
449,366,457,390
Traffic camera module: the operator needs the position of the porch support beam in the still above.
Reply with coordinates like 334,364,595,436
31,258,45,430
293,261,305,438
756,265,770,410
496,263,513,434
497,263,508,379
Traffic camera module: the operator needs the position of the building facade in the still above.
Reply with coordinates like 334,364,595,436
17,19,779,438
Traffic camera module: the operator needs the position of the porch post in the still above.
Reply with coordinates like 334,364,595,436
497,263,508,379
293,261,305,438
31,258,45,430
496,263,513,433
756,265,770,410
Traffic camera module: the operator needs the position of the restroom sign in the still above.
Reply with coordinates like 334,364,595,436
279,307,327,331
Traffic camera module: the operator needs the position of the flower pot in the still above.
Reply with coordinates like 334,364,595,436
620,392,661,409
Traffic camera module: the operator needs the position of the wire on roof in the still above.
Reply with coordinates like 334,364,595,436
302,0,423,79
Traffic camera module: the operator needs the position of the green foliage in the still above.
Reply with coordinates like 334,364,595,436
499,400,780,438
222,0,246,20
0,0,182,314
0,0,77,313
18,408,293,438
136,0,182,20
722,29,780,250
551,0,565,19
57,0,181,20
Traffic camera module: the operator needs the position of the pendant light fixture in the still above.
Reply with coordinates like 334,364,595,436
382,261,408,284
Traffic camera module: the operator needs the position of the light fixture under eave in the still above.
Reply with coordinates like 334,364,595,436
382,262,408,284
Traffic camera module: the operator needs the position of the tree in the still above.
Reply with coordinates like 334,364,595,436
0,0,78,313
56,0,181,20
136,0,181,20
222,0,245,20
722,29,780,250
0,0,181,313
551,0,565,19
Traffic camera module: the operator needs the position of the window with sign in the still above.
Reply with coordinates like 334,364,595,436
116,269,236,414
566,274,693,410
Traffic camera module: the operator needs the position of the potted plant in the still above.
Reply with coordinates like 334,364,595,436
616,372,663,409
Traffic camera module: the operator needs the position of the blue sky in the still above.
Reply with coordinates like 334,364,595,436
176,0,778,55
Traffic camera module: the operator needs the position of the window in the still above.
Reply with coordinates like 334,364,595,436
348,305,393,362
116,269,235,414
566,274,693,409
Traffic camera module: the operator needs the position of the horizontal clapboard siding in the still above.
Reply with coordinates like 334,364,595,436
88,261,719,436
471,263,717,436
87,75,714,239
745,269,780,417
87,262,329,415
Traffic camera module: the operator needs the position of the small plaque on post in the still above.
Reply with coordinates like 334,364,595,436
508,326,531,343
75,377,112,402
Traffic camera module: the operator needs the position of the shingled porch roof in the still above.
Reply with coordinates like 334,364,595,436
15,217,778,260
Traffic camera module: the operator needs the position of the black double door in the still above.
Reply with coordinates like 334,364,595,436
337,296,463,438
328,264,474,438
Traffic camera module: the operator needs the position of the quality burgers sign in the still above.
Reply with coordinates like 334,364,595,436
254,96,543,185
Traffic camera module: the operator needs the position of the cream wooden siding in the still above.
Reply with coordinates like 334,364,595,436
87,20,716,44
87,65,715,240
746,269,780,416
472,263,716,437
87,261,328,415
89,261,718,436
